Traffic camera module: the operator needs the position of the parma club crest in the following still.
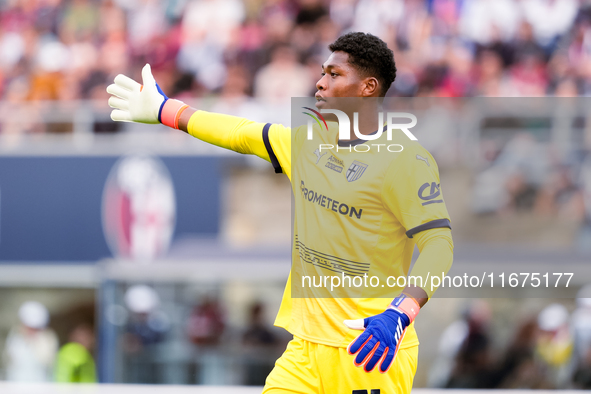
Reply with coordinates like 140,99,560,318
346,160,368,182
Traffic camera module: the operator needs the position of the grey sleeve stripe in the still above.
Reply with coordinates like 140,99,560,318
405,218,451,239
262,123,282,174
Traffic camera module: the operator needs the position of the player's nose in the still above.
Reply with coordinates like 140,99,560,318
316,75,327,91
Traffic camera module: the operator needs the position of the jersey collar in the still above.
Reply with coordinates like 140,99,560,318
337,125,388,147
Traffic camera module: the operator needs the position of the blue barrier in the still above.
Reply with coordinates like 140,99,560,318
0,156,221,262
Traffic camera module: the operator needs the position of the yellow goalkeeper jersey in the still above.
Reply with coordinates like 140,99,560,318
186,111,451,350
262,120,451,349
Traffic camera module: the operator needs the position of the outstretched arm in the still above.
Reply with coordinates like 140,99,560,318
107,64,272,162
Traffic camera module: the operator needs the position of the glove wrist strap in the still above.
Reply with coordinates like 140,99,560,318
160,99,189,129
388,294,420,323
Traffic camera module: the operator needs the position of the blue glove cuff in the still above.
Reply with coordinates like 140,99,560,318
156,83,169,123
388,294,420,323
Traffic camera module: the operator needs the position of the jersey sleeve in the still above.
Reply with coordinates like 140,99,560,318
265,123,307,181
382,145,451,238
187,110,296,177
187,110,270,159
410,227,454,298
264,123,290,177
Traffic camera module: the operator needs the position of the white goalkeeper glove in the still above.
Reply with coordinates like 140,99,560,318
107,64,188,129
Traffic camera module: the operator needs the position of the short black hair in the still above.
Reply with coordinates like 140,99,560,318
328,32,397,96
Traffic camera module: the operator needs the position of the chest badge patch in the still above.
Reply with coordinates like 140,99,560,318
346,160,368,182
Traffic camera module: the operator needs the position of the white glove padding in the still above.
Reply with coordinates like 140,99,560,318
107,64,165,124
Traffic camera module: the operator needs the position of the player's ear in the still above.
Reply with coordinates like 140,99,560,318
361,77,379,97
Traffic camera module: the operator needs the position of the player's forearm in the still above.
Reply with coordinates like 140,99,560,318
106,66,272,162
407,227,454,301
178,107,271,161
178,107,196,132
401,285,429,308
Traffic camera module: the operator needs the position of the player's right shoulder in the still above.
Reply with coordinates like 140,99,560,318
267,123,294,150
265,123,294,176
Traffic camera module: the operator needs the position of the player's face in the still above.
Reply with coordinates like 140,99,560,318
315,51,369,109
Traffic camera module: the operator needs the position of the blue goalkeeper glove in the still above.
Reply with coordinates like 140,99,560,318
344,294,419,373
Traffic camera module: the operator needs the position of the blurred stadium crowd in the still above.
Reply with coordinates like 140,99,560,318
1,288,289,385
2,0,591,113
2,0,591,389
4,288,591,388
2,300,97,383
429,292,591,390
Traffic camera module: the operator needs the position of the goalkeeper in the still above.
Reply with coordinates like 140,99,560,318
107,32,453,393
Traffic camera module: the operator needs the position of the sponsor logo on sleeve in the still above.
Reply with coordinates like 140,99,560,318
418,182,443,205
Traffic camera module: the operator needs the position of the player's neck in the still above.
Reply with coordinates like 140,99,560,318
339,105,382,142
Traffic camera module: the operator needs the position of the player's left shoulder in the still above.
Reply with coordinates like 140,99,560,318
395,139,439,170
